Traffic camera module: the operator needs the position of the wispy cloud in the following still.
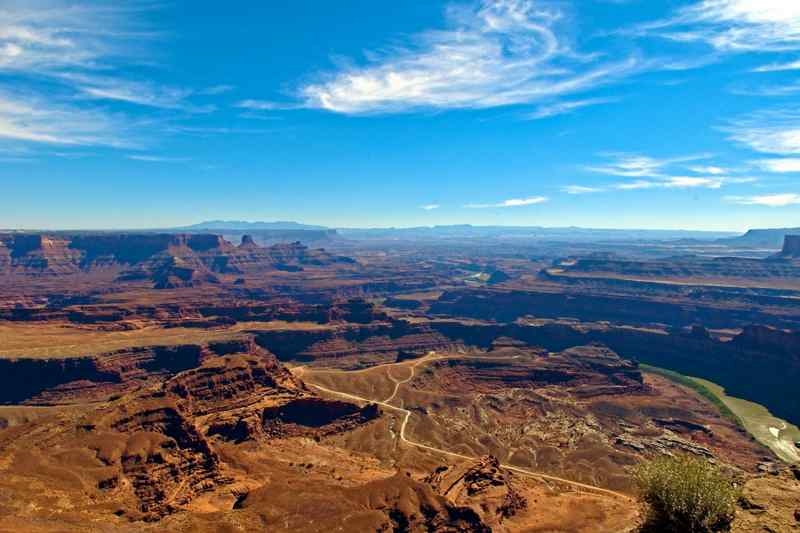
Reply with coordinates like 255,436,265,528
56,73,216,112
299,1,639,114
236,99,303,111
527,97,616,120
688,165,728,175
562,185,604,194
0,2,132,72
0,1,228,151
612,175,752,190
420,204,440,210
725,109,800,155
126,154,190,162
643,1,800,52
615,180,656,190
754,158,800,172
752,59,800,72
0,2,151,148
725,193,800,206
0,90,132,147
587,153,711,178
464,196,548,208
730,81,800,97
662,176,724,189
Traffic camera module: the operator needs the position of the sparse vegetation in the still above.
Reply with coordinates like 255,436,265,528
634,455,740,532
640,364,744,429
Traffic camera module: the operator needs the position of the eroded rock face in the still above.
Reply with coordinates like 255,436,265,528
89,396,223,520
0,232,356,288
425,456,527,524
236,471,492,532
0,346,381,523
779,235,800,257
425,344,644,398
254,320,459,366
164,352,379,444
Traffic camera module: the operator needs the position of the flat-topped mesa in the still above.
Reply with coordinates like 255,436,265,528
0,233,80,274
0,232,355,283
779,235,800,258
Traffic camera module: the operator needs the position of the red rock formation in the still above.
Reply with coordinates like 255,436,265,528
236,471,491,532
0,233,356,286
425,456,527,524
23,347,381,521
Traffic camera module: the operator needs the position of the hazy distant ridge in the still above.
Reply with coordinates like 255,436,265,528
177,220,329,231
719,228,800,248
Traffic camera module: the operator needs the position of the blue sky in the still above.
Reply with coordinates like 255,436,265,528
3,0,800,230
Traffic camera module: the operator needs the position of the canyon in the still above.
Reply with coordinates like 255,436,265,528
0,231,799,531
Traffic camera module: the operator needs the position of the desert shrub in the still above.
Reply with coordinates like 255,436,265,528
634,455,740,532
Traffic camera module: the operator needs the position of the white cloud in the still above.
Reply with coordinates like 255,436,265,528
0,90,131,147
236,99,301,111
730,82,800,97
752,59,800,72
663,176,724,188
562,185,604,194
527,97,616,120
688,165,728,175
725,110,800,155
615,180,656,190
612,175,749,191
464,196,548,208
754,158,800,172
725,193,800,206
55,73,214,112
126,154,189,162
0,2,226,149
0,3,146,147
0,3,121,71
420,204,440,210
300,1,639,114
651,1,800,52
587,153,711,178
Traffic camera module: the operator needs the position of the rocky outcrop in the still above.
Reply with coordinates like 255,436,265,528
254,320,460,365
0,338,257,404
90,395,223,520
0,234,82,275
238,234,258,249
59,349,380,521
0,233,356,286
559,255,800,279
163,352,380,444
432,287,800,330
426,344,644,398
425,456,527,524
778,235,800,258
731,324,800,357
236,471,491,532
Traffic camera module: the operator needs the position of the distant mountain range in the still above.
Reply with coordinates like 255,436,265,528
172,221,740,242
336,225,737,242
177,220,328,231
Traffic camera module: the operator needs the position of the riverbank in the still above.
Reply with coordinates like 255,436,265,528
641,365,800,463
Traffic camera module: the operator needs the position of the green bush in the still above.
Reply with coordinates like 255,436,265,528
634,455,740,532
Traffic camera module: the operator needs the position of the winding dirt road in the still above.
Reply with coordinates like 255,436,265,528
299,352,632,501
